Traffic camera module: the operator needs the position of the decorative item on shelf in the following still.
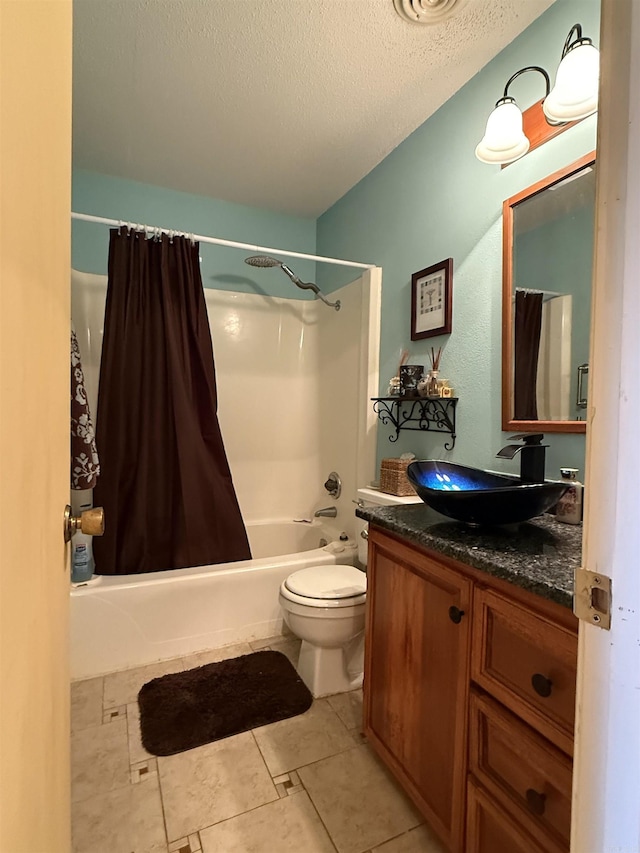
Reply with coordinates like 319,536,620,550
440,382,454,398
417,375,430,398
411,259,453,340
426,347,442,397
399,364,423,398
388,348,409,397
388,376,401,396
379,453,417,497
426,371,439,397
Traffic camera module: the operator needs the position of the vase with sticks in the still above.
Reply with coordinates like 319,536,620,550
427,347,442,397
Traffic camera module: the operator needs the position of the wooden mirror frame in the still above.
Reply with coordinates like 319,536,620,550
501,151,596,434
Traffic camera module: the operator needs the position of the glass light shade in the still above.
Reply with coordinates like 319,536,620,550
543,42,599,122
475,99,530,164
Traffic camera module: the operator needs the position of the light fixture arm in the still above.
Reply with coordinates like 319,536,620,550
502,66,551,101
561,23,591,58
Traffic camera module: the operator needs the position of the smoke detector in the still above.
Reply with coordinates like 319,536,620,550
393,0,469,25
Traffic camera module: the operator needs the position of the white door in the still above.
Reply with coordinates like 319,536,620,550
571,1,640,851
0,2,72,850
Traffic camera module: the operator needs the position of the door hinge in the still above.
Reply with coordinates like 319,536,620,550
573,569,612,630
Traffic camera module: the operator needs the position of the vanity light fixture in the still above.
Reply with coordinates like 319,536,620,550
476,24,599,165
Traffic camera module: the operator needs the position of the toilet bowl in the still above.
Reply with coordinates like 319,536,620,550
279,564,366,698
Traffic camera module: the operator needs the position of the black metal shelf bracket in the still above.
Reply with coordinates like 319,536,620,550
371,397,458,450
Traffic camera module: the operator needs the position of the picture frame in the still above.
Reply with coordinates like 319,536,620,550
410,258,453,340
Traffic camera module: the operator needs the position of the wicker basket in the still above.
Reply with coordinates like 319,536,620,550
379,457,417,497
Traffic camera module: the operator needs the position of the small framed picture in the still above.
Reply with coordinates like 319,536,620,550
410,258,453,340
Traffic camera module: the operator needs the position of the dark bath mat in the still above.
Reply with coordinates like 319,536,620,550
138,650,312,756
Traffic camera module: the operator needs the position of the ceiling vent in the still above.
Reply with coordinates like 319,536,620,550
393,0,469,25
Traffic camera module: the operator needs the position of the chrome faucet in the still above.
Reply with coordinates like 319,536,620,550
314,506,337,518
496,433,548,484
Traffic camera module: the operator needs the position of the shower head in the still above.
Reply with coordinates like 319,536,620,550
244,255,282,268
244,254,341,311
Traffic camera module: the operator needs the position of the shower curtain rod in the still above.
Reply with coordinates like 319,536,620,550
514,286,562,302
71,212,376,270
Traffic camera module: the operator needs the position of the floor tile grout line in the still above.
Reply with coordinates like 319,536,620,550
249,729,281,796
180,784,298,844
301,782,341,853
154,750,172,849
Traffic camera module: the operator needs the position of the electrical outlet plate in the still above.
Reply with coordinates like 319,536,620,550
574,568,612,630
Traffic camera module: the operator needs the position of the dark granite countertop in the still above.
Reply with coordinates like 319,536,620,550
356,504,582,609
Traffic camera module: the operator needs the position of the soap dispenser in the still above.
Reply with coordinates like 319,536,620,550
555,468,583,524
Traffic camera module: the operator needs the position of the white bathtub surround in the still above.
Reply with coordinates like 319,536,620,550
70,520,357,679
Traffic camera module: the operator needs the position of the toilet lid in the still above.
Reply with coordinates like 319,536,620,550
284,564,366,600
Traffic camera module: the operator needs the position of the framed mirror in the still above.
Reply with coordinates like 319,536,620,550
502,151,596,434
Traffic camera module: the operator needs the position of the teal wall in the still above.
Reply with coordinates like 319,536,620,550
316,0,599,481
72,170,317,298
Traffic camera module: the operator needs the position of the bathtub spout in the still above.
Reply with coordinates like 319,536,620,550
314,506,337,518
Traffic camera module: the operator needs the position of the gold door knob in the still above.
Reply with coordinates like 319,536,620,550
64,505,105,543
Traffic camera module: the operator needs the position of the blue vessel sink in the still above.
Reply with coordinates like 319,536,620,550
406,461,568,526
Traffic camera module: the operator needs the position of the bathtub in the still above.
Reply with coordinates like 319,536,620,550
70,520,357,680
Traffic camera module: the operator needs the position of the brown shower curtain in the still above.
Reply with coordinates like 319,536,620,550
513,290,543,421
93,229,251,575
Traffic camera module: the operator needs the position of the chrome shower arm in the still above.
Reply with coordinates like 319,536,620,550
281,265,340,310
246,256,340,310
315,290,341,311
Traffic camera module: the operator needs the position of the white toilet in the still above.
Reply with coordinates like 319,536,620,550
279,564,367,698
280,489,422,698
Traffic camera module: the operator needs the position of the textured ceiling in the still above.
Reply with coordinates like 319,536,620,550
72,0,555,217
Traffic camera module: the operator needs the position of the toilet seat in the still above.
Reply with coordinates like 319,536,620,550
280,564,366,608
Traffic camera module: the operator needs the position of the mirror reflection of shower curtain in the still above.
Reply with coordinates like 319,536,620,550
514,291,543,420
93,229,251,575
536,295,572,421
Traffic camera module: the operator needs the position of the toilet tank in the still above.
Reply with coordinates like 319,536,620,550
355,487,422,565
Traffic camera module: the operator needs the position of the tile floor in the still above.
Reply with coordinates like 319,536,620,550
71,636,445,853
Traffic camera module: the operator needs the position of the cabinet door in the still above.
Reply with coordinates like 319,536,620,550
466,779,547,853
364,530,472,852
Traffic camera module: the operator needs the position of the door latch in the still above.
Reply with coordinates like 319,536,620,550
574,568,611,630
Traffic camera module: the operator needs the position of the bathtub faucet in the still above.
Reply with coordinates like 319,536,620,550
314,506,337,518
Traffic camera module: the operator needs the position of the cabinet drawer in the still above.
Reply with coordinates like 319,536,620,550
466,778,548,853
471,588,577,754
469,690,571,852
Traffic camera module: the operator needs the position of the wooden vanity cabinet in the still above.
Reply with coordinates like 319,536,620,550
363,528,472,852
363,526,578,853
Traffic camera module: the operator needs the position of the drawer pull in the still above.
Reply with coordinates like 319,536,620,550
525,788,547,816
531,673,553,697
449,606,465,624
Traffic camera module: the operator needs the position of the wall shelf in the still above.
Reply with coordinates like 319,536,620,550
372,396,458,450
